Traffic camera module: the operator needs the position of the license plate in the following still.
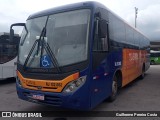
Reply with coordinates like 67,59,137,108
32,94,44,101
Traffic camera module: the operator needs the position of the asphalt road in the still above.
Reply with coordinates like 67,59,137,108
0,65,160,120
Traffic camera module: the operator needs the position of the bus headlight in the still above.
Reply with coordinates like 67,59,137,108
16,76,22,87
63,76,87,93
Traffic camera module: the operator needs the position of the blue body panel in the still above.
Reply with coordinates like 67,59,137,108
90,50,122,108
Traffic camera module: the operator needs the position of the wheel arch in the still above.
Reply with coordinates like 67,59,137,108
113,69,122,88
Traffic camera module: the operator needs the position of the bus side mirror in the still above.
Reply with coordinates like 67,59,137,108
10,23,26,42
98,19,107,38
10,28,14,42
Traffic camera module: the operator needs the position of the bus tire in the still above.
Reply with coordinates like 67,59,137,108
108,75,118,102
139,65,145,79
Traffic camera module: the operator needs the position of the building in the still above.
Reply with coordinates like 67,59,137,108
150,41,160,51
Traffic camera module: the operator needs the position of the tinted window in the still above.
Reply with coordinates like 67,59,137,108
93,20,109,51
126,25,134,47
112,16,125,43
93,8,109,51
134,33,140,48
108,13,114,41
0,35,20,64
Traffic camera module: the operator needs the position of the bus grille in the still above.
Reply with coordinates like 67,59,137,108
23,92,62,106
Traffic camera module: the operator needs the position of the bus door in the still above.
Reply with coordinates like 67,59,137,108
90,9,111,108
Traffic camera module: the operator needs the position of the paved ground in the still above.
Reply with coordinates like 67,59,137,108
0,65,160,120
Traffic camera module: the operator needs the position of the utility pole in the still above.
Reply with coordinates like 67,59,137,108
135,7,138,28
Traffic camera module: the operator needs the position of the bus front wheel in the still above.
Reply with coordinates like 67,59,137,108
108,75,118,102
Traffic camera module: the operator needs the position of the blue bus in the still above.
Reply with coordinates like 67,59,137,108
10,1,150,110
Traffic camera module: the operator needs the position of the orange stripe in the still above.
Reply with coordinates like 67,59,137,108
17,71,79,93
121,49,146,87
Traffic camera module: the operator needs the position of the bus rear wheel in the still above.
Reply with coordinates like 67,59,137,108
139,65,145,79
108,75,118,102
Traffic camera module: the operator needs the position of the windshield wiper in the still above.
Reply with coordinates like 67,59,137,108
39,27,61,73
39,17,61,73
23,39,39,70
23,20,61,73
43,40,61,73
36,27,45,55
45,42,61,72
23,25,46,70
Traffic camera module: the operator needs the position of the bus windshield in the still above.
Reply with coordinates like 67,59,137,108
19,9,90,68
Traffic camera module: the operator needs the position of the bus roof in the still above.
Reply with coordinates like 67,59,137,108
27,1,150,41
28,1,105,19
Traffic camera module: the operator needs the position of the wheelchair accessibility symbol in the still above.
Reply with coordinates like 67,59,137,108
41,55,51,67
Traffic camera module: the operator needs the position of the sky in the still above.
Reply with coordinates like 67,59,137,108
0,0,160,41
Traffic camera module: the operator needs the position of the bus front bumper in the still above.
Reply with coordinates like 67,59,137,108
16,84,90,110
